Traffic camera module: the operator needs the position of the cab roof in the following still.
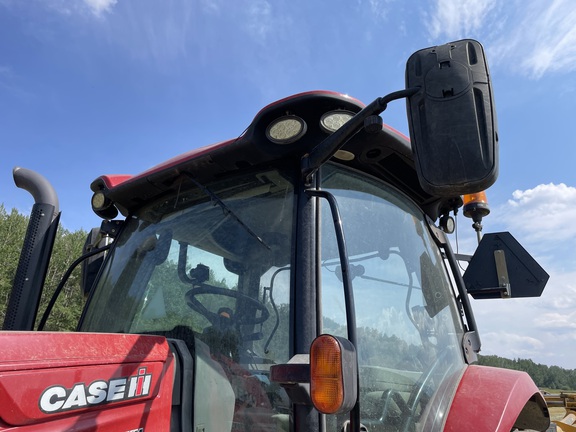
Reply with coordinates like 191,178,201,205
91,91,448,220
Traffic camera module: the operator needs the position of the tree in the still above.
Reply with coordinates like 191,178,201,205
478,354,576,391
0,205,87,331
0,205,31,324
37,227,87,331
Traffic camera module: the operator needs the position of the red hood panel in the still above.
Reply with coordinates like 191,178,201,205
0,332,173,431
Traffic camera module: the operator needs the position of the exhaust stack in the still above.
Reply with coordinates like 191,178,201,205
2,167,60,330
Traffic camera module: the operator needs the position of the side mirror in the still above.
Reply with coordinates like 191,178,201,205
463,232,549,299
406,39,498,196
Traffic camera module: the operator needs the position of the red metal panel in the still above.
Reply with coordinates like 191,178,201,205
444,364,545,431
0,332,173,431
96,175,133,189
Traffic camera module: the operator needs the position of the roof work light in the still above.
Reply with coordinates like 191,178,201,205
266,115,307,144
91,192,118,220
320,110,355,134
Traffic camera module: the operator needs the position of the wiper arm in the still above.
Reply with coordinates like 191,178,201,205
184,173,270,251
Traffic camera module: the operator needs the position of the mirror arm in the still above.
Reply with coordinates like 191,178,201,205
301,87,419,183
455,253,472,262
494,250,511,298
38,242,112,331
380,87,420,106
466,250,512,299
443,238,480,342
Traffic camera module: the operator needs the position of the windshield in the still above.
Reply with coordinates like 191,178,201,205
81,169,295,431
80,162,466,432
320,163,465,432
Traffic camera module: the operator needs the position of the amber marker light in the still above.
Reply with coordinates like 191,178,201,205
310,334,357,415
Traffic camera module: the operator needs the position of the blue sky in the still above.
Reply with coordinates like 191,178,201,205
1,0,575,368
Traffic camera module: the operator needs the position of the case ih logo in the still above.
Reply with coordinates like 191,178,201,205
39,367,152,413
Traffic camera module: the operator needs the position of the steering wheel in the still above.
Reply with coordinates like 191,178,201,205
378,347,453,430
186,285,270,327
402,347,454,430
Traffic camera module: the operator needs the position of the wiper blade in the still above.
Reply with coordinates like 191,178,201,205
184,173,271,251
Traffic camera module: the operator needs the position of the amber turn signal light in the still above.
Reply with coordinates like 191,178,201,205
310,334,357,415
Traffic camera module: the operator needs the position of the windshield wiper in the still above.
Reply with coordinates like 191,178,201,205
183,173,270,251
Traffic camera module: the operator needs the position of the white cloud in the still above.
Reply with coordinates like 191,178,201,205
480,331,544,359
200,0,222,15
83,0,117,16
425,0,576,79
531,270,576,331
496,0,576,79
499,183,576,244
425,0,500,41
514,274,576,363
245,0,273,43
366,0,393,22
26,0,117,17
465,183,576,368
472,288,576,367
536,311,576,331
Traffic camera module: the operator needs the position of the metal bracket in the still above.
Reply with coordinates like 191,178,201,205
455,253,472,263
462,331,480,364
270,354,311,406
494,249,511,298
425,215,448,246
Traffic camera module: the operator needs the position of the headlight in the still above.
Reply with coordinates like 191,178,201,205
266,115,307,144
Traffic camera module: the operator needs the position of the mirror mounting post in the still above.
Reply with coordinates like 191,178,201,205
494,250,511,298
301,88,418,184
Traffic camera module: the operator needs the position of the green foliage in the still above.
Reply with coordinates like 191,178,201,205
38,227,87,331
323,317,425,371
0,205,87,331
478,354,576,391
0,205,29,319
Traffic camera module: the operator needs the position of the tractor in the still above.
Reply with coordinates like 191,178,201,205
0,40,550,432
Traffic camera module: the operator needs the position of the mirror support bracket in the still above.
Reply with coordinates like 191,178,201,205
301,88,418,184
462,331,480,363
455,253,472,263
494,250,511,298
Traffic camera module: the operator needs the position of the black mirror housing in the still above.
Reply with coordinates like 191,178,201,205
406,39,498,196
